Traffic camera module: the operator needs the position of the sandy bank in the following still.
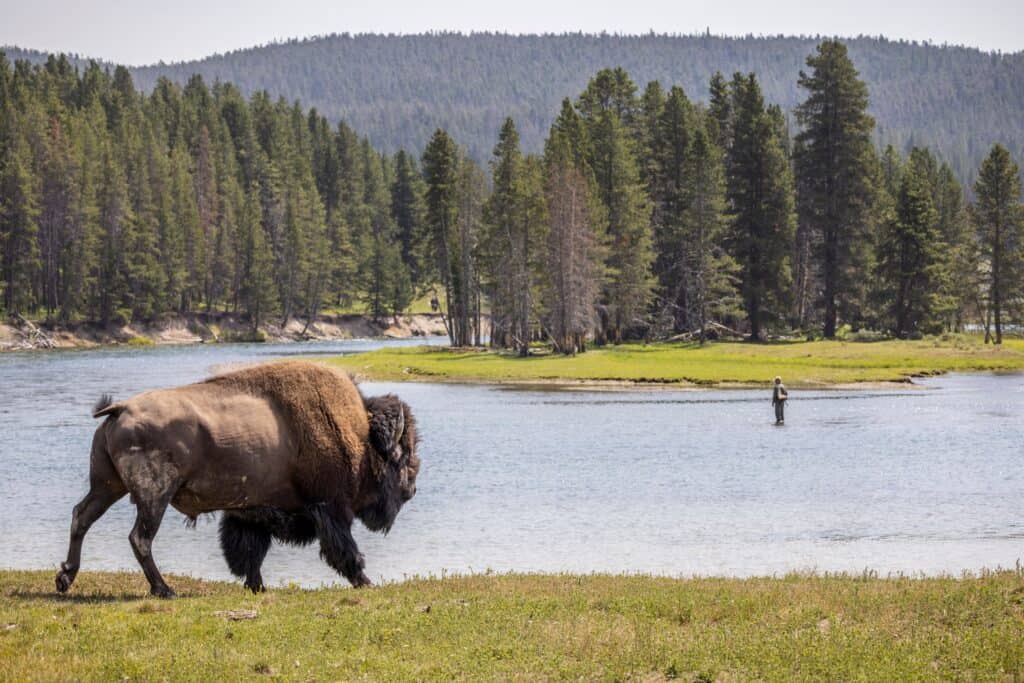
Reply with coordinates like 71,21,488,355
0,312,449,351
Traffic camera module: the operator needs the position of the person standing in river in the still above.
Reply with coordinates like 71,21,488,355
772,376,788,424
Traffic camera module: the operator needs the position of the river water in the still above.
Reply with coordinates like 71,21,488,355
0,339,1021,587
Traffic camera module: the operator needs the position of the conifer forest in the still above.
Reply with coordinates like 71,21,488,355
1,40,1022,348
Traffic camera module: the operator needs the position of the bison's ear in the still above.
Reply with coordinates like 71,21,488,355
366,396,405,462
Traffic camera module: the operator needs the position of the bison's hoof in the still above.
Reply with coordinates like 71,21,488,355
352,573,374,588
245,581,265,594
55,564,75,593
150,584,176,599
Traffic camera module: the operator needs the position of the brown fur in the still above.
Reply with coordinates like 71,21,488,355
203,361,371,506
55,360,419,597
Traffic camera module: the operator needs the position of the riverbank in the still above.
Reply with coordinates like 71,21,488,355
325,336,1024,387
0,312,449,351
1,569,1021,680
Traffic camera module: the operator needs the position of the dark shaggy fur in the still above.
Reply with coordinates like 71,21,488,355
91,393,116,418
219,513,272,592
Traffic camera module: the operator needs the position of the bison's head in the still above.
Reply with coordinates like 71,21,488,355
358,395,420,533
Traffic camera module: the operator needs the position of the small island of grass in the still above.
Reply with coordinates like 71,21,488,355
323,336,1024,388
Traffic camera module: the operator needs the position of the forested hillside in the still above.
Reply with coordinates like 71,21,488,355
2,41,1022,349
7,33,1022,183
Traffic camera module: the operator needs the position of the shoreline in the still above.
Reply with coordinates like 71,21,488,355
0,312,450,352
341,372,928,391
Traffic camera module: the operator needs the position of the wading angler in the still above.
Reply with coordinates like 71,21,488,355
55,361,420,597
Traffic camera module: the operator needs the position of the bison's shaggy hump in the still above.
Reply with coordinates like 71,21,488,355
204,361,370,490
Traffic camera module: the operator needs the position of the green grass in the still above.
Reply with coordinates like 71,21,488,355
2,570,1022,680
319,287,449,317
324,336,1024,387
124,335,154,347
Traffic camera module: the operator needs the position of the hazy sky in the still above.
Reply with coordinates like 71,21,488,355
3,0,1020,65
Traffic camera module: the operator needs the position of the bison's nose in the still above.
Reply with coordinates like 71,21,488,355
404,486,416,501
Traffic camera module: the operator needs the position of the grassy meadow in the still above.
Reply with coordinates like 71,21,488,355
2,569,1023,680
324,336,1024,387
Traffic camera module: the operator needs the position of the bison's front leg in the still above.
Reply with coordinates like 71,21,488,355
309,505,373,587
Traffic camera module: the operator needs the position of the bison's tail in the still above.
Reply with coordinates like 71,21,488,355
92,393,124,419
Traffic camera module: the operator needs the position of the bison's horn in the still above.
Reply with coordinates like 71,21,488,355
393,406,405,443
367,396,405,462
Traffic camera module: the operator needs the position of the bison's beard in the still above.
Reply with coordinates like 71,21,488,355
356,464,404,534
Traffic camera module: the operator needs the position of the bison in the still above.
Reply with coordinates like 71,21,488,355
55,360,420,597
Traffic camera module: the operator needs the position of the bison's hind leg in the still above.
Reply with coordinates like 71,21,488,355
56,439,127,594
219,513,271,593
115,450,182,598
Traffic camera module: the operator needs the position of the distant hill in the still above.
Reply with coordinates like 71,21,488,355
6,33,1024,182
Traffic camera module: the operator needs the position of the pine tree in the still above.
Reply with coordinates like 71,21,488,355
933,163,972,330
725,73,796,340
794,40,877,338
422,128,466,345
972,144,1023,344
168,146,198,312
680,124,742,342
455,151,486,347
237,182,278,332
707,72,731,150
548,98,591,173
876,161,943,337
578,69,653,342
482,117,538,355
649,85,696,332
636,81,665,189
358,143,400,322
542,131,602,354
0,130,41,315
38,117,78,318
92,147,131,324
390,149,427,289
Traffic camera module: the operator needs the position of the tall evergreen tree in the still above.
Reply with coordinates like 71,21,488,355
0,131,40,315
236,183,278,332
422,128,467,345
794,40,877,337
972,144,1023,344
578,69,653,342
649,85,696,332
390,149,427,289
725,73,796,340
679,125,741,342
542,130,603,354
481,118,544,355
707,71,732,151
876,160,943,337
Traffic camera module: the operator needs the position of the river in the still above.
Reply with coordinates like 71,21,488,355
0,339,1021,587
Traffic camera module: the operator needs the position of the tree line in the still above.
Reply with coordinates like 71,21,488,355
1,41,1022,348
11,32,1021,184
0,52,423,333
